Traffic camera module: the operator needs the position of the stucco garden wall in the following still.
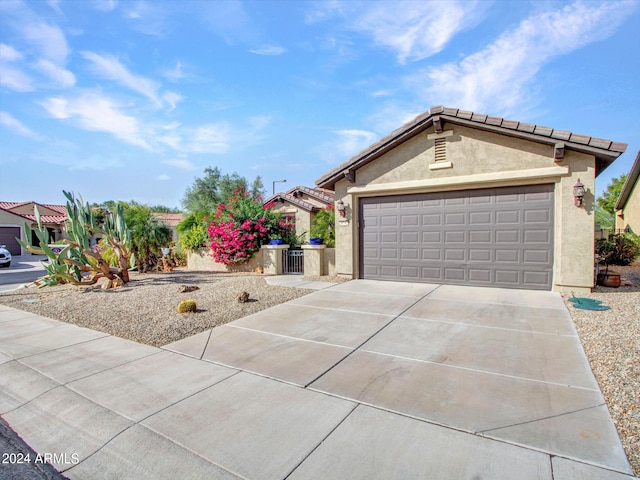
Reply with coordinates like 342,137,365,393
333,124,598,292
187,249,263,272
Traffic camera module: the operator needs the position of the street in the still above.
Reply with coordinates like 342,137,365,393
0,256,46,292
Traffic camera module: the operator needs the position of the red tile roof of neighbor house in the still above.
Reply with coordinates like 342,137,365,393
263,186,335,212
615,150,640,211
315,105,628,189
151,212,186,228
0,202,68,224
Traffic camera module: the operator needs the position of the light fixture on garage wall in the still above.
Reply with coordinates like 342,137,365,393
336,200,346,217
573,179,585,207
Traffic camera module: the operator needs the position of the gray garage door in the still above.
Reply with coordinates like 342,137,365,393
0,227,21,256
359,184,554,290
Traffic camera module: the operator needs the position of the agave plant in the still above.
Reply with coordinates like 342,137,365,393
17,191,134,287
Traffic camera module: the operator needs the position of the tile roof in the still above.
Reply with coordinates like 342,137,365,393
151,212,186,228
615,150,640,211
315,106,628,189
0,201,67,224
263,186,335,211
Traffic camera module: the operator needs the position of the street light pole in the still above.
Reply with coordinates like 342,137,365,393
272,179,287,195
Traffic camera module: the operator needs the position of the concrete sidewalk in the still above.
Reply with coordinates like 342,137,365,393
0,281,636,479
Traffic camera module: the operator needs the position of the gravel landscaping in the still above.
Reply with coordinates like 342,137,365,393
0,271,317,347
562,264,639,475
0,267,637,474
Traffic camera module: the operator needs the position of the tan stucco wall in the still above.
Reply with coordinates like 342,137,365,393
273,202,313,241
333,124,598,292
187,249,263,272
615,180,640,233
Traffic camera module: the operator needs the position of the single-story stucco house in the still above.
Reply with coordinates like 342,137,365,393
614,150,640,234
315,106,627,292
264,186,334,242
150,212,186,242
0,202,68,256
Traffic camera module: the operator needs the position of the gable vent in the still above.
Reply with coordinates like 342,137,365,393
434,137,447,162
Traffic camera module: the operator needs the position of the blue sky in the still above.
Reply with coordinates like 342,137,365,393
1,0,639,209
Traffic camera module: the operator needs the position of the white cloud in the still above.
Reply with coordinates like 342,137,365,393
0,65,35,92
249,45,286,56
351,0,487,63
162,61,187,81
162,91,183,110
21,21,69,64
333,129,377,156
0,44,23,61
81,51,163,106
415,0,637,114
39,92,150,149
190,124,230,153
0,111,42,139
47,0,62,15
157,174,171,181
32,59,76,88
163,158,196,170
92,0,118,11
318,128,377,164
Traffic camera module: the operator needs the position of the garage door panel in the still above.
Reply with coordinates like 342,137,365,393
422,213,442,225
524,209,551,223
359,184,554,290
469,269,492,282
495,210,520,224
470,211,491,224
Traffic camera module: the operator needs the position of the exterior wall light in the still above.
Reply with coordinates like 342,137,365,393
336,200,346,217
573,179,585,207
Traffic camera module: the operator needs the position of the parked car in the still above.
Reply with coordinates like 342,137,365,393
0,245,11,268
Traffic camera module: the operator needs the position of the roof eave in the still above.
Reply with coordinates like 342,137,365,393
615,150,640,211
315,111,627,188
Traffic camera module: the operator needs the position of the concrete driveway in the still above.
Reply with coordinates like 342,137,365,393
0,256,47,293
0,280,635,479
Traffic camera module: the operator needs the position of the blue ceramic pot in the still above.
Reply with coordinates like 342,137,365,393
309,238,324,245
269,239,283,245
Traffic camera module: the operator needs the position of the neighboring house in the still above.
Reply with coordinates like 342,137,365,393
264,186,335,242
150,212,186,241
0,202,68,256
315,106,627,292
614,150,640,233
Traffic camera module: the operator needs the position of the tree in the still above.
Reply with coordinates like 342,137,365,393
181,166,263,214
124,205,172,272
597,175,627,215
250,175,265,200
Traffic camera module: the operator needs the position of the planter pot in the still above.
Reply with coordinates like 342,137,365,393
309,238,324,245
269,239,283,245
597,273,621,288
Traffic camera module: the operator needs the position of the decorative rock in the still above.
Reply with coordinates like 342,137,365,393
237,291,250,303
112,276,124,288
177,285,200,293
98,277,112,290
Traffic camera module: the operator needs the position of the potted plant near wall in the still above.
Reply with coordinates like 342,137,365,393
309,206,335,247
269,236,283,245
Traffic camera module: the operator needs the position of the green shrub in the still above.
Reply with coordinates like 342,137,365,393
596,233,640,265
180,224,208,252
310,206,335,247
177,299,197,313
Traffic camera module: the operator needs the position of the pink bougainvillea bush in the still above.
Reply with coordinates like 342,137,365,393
208,188,295,265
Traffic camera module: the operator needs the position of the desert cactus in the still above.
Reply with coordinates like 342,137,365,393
177,299,197,313
17,190,133,287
